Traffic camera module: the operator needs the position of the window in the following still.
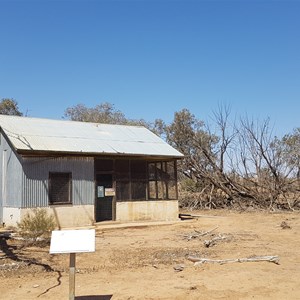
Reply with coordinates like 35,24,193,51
131,181,147,200
148,161,178,200
116,181,130,200
115,159,130,180
111,159,178,202
115,159,147,201
49,172,72,204
131,160,147,200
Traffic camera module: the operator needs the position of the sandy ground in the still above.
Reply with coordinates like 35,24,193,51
0,210,299,300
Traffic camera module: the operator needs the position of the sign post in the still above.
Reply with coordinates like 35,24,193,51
69,253,76,300
50,229,96,300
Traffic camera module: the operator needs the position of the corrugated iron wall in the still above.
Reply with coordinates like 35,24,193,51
0,134,23,209
22,156,94,208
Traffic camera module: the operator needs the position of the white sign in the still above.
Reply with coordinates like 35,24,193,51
105,188,115,196
50,229,95,254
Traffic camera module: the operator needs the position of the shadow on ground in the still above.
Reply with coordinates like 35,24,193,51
0,232,62,297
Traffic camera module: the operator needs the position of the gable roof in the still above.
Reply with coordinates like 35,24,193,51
0,115,183,158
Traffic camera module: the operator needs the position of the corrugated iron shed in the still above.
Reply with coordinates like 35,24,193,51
0,115,183,158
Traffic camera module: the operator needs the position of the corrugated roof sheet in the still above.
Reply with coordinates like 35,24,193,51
0,115,183,158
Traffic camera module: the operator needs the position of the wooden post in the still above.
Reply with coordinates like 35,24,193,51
69,253,76,300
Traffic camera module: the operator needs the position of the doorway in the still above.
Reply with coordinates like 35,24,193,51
95,174,114,222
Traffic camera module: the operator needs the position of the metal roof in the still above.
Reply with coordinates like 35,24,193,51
0,115,183,158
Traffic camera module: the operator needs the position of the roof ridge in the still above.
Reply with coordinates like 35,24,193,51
0,114,147,129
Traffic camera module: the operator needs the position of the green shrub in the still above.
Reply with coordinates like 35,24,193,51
17,208,56,243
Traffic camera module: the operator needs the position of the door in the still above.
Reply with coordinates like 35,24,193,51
95,174,114,222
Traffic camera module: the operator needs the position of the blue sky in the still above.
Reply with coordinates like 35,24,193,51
0,0,299,137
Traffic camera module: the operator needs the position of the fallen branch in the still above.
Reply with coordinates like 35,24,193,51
194,226,219,236
187,255,280,265
183,226,219,241
179,213,221,219
204,235,228,247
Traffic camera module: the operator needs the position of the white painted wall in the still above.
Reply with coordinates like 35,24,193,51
3,201,179,228
116,200,179,222
3,205,94,228
2,207,21,227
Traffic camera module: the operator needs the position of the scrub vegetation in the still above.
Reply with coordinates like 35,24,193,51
64,101,300,211
17,208,56,244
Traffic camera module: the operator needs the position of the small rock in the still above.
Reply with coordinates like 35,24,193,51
32,284,39,288
173,264,185,272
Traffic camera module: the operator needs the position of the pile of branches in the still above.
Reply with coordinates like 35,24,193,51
171,108,300,211
179,189,300,211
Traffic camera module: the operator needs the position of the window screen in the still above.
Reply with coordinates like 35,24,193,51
148,161,178,200
49,172,72,204
95,159,113,172
131,181,147,200
115,160,130,180
131,160,147,180
116,181,130,200
113,159,178,202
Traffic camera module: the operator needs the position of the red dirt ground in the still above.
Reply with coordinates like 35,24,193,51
0,210,299,300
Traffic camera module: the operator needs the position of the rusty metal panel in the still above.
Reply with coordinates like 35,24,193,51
21,157,94,208
0,115,183,158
